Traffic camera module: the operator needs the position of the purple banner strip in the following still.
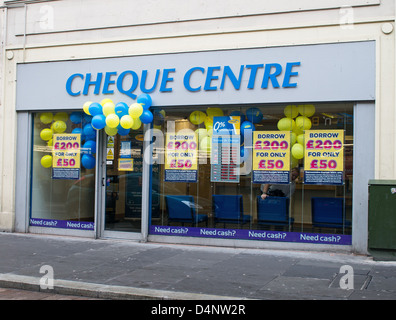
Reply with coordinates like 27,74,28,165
150,225,351,245
30,218,94,230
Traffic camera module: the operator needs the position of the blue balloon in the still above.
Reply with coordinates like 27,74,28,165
91,114,106,130
88,102,102,116
240,121,255,136
230,110,246,123
140,110,153,124
117,125,130,136
137,94,152,109
70,112,83,124
246,107,263,124
81,154,95,169
72,127,85,141
114,102,129,117
83,123,96,141
82,140,96,154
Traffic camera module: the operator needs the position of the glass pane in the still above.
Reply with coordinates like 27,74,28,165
30,111,95,229
150,103,353,244
105,128,145,232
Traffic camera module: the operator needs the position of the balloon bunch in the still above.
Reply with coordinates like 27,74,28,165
188,107,224,153
83,93,154,136
277,104,315,166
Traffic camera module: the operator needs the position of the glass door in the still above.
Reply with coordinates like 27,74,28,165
101,128,145,238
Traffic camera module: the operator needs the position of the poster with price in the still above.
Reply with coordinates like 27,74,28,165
165,131,198,182
304,130,344,185
52,134,81,180
252,131,291,184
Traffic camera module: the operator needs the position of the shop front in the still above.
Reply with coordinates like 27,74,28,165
15,41,375,251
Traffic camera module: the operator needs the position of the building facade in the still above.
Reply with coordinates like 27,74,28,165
0,0,395,254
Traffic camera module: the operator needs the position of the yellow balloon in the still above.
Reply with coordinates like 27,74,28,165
54,112,68,122
189,111,206,125
104,125,118,136
297,133,305,145
41,155,52,168
102,102,115,116
295,116,312,131
106,114,120,128
204,116,213,129
206,107,223,118
52,120,67,133
120,115,134,129
207,128,213,136
129,103,143,119
284,105,299,118
195,128,208,141
200,136,211,152
39,112,53,124
292,143,304,160
83,101,92,115
131,117,142,130
277,118,295,131
40,128,53,141
47,139,53,147
101,98,113,106
298,104,316,117
291,132,297,145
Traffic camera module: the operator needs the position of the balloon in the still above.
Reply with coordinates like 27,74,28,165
83,101,92,115
195,128,208,141
240,121,255,135
91,114,106,130
230,110,246,123
206,107,223,118
120,115,134,129
41,155,52,168
204,116,213,129
297,134,305,145
54,112,68,122
129,103,143,118
189,111,206,125
137,94,152,109
131,117,142,130
52,120,67,133
298,104,316,117
284,105,299,118
104,125,118,136
82,140,96,154
117,125,130,136
70,112,83,124
83,123,96,140
200,136,211,152
295,116,312,131
88,102,102,116
81,154,95,169
101,98,113,106
39,112,53,124
115,102,129,118
106,114,120,128
47,139,53,147
72,127,85,140
291,132,297,145
102,101,115,116
277,118,295,131
40,128,53,141
291,143,304,160
246,107,263,124
140,110,153,124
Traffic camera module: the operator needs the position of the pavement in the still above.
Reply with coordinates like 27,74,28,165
1,232,396,301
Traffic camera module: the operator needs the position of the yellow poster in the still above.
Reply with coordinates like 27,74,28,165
304,130,344,185
52,134,81,169
252,131,291,184
165,130,198,182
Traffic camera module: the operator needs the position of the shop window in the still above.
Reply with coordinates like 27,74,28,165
149,103,353,245
30,111,96,230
